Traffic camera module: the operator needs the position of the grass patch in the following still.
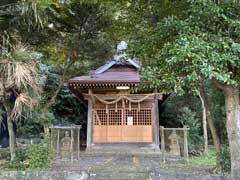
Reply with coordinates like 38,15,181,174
190,148,217,166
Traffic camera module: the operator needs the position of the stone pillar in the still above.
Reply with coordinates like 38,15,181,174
70,126,73,162
160,126,165,162
77,127,80,159
57,129,60,157
183,126,189,163
86,93,93,149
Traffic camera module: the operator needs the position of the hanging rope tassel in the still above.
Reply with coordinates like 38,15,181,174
115,102,118,112
122,98,125,109
138,102,141,112
106,104,109,114
129,101,132,111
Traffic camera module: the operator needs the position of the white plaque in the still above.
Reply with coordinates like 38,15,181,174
127,116,133,125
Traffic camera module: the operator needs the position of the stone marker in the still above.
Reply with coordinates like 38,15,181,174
60,131,72,159
168,130,180,156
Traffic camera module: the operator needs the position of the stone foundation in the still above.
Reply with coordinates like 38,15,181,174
0,171,230,180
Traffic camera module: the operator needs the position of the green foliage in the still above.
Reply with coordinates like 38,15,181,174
6,148,28,170
17,118,43,138
178,107,203,153
28,138,53,170
2,139,54,171
53,87,87,127
122,0,240,93
160,94,202,127
217,145,231,173
190,148,217,166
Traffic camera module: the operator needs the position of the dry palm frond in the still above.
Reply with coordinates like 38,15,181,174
1,43,41,121
10,93,38,121
1,43,42,94
12,61,41,93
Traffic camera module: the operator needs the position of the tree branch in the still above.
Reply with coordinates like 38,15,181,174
212,80,227,91
40,60,75,118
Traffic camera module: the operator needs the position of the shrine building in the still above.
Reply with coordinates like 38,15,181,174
68,58,164,152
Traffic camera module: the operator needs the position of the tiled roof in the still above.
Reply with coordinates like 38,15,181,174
94,59,141,74
68,60,141,87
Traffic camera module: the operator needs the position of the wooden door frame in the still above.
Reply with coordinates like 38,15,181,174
86,93,161,152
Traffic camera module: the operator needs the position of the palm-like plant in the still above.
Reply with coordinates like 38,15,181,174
0,42,41,160
0,0,50,30
0,1,53,160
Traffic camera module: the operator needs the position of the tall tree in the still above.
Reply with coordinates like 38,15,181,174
199,79,221,153
0,0,50,160
0,43,40,160
199,87,208,155
121,0,240,178
36,1,114,134
1,0,114,135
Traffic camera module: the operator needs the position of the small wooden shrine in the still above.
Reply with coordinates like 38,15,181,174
68,59,163,152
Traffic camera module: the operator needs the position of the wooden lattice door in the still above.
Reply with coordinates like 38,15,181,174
93,108,153,143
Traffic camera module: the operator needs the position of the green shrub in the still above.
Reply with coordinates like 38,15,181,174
7,149,28,170
17,120,42,138
217,145,231,173
28,138,53,170
178,107,203,154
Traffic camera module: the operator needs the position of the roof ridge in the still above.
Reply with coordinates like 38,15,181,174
94,59,141,74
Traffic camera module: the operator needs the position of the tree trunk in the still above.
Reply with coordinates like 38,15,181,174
40,81,64,135
205,108,221,153
43,123,50,136
224,86,240,179
199,83,221,153
199,92,208,155
40,64,69,135
2,81,16,161
7,118,16,161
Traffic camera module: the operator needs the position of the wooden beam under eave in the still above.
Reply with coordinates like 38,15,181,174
155,94,163,100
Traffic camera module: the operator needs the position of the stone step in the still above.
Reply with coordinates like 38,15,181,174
88,143,157,149
89,171,150,180
51,154,186,173
82,144,161,158
80,151,161,158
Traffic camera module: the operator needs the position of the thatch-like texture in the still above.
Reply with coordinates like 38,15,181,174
0,44,41,120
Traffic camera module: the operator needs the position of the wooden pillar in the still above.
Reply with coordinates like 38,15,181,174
153,95,160,152
86,90,93,149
